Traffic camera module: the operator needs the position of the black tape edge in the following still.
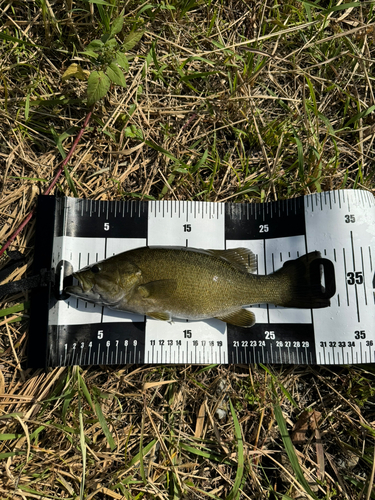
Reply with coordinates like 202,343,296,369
27,195,56,369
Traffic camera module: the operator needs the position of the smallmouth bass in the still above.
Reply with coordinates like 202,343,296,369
65,246,335,328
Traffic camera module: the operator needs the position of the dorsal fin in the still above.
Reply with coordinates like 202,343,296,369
206,248,257,273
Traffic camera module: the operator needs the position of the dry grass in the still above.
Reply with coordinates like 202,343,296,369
0,0,375,498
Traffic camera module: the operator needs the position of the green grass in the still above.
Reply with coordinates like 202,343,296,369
0,0,375,498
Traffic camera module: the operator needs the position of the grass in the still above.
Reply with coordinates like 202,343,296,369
0,0,375,498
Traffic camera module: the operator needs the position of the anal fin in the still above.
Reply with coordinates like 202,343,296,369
216,309,255,328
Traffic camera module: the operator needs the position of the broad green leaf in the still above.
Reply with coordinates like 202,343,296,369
80,49,99,59
110,14,124,36
106,63,127,87
122,31,144,52
87,71,111,105
104,38,118,49
115,52,129,71
86,39,104,51
62,63,90,82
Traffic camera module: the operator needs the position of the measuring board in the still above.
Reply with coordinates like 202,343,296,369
28,190,375,368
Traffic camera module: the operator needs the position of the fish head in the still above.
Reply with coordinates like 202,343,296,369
64,257,142,307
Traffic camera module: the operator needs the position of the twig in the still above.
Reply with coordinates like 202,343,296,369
0,109,93,259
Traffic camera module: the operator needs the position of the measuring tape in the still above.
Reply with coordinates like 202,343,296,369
28,190,374,368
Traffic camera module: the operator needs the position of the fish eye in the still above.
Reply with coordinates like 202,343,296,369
91,265,101,274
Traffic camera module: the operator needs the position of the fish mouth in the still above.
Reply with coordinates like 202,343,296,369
64,272,101,302
64,284,102,302
65,284,85,295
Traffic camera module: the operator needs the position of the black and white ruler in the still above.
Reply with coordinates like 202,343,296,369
28,190,375,368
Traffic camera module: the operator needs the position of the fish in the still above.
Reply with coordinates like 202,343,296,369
64,246,335,328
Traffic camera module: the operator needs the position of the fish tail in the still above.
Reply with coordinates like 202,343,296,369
274,251,336,308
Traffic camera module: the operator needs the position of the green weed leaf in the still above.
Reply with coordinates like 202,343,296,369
115,52,129,71
110,14,124,36
124,125,143,140
86,39,104,51
104,38,118,49
80,50,99,59
122,31,144,52
106,63,126,87
87,70,111,105
62,63,90,81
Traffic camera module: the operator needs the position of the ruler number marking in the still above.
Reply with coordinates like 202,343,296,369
346,271,363,285
354,330,366,339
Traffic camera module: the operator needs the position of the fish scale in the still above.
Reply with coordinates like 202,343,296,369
27,190,375,368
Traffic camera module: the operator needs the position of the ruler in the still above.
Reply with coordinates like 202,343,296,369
28,190,375,368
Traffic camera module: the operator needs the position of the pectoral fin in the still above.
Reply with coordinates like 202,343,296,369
147,311,172,321
216,309,256,328
138,279,177,299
